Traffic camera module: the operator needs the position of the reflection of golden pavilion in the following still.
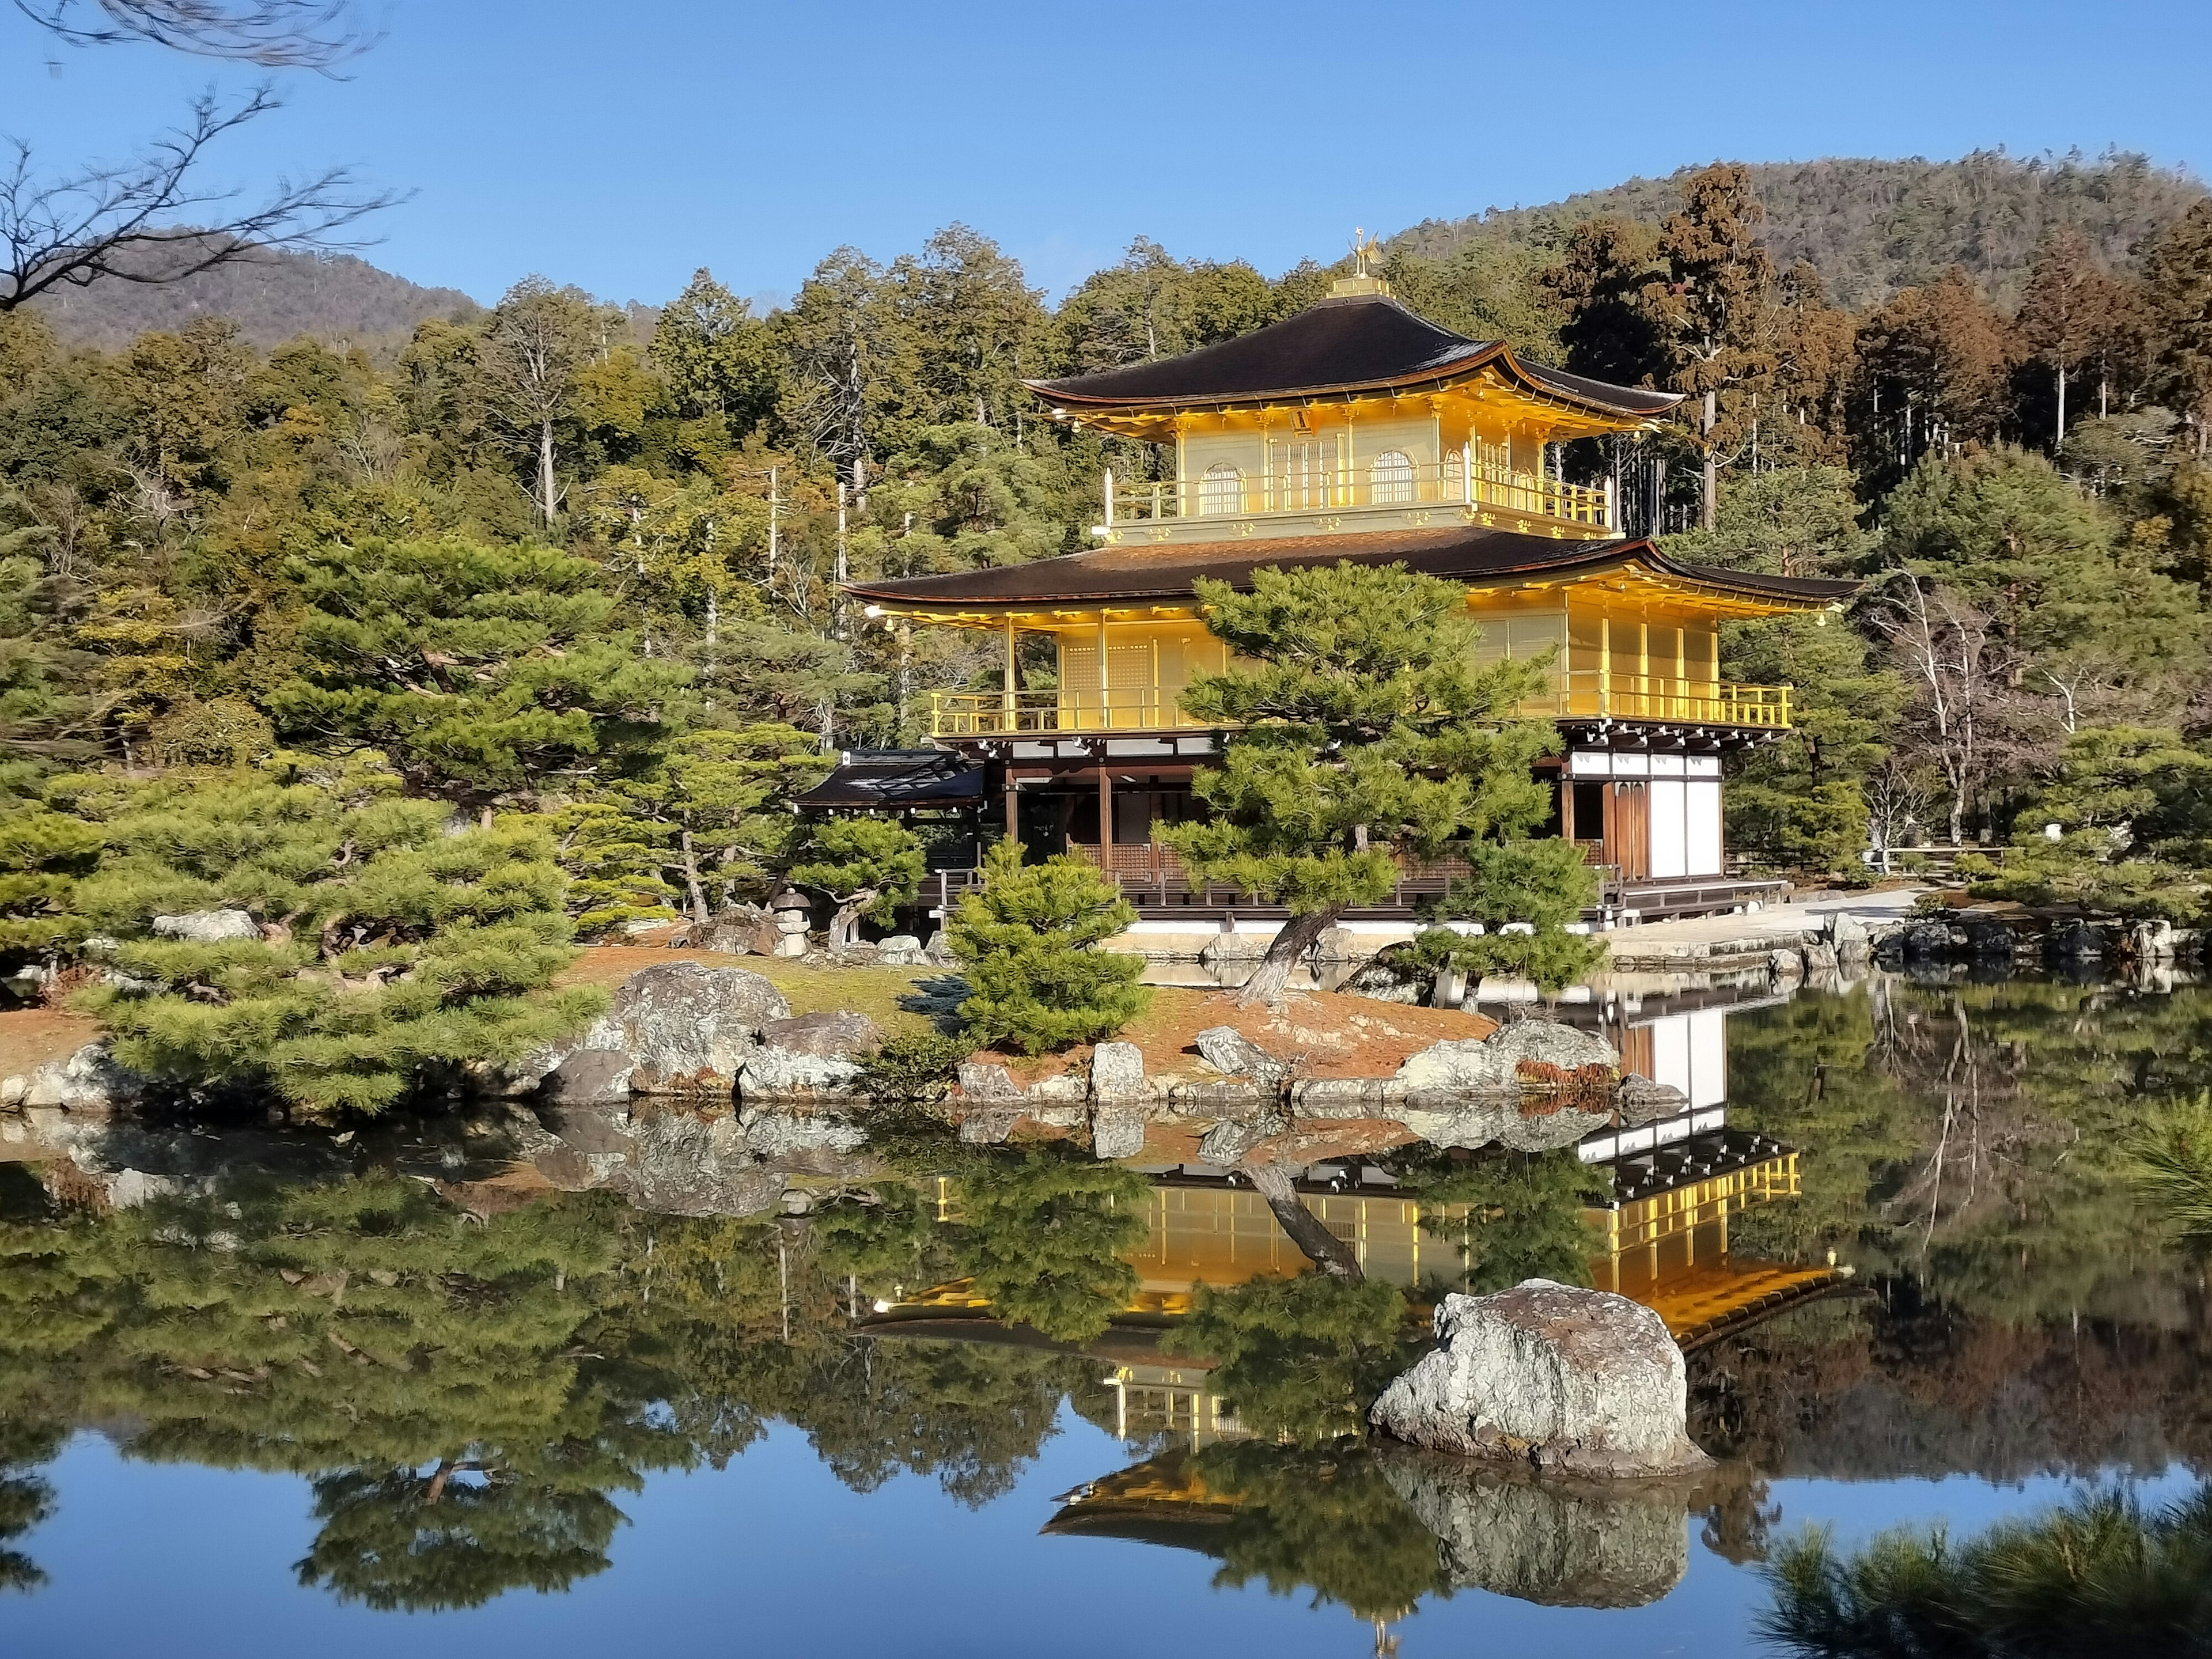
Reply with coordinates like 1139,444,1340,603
883,1126,1847,1365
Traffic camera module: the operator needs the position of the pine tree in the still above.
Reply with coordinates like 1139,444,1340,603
948,839,1148,1054
2143,200,2212,457
786,816,925,949
56,755,605,1116
1160,560,1563,1007
268,535,689,809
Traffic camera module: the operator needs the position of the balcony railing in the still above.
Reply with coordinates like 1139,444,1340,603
929,673,1788,738
1105,456,1612,533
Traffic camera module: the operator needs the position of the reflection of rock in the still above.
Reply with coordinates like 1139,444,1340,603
1196,1108,1286,1164
1613,1074,1687,1122
1090,1105,1146,1160
742,1010,882,1098
740,1109,868,1157
1396,1097,1611,1153
609,1108,785,1217
1372,1280,1710,1478
1376,1449,1691,1608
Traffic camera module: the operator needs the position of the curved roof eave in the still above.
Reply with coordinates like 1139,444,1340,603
1022,342,1680,423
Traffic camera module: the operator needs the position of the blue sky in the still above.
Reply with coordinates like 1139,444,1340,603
6,0,2208,309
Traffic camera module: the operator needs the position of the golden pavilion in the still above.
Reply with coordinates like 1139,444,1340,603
846,264,1855,922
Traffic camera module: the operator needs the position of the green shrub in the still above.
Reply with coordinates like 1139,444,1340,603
948,841,1149,1056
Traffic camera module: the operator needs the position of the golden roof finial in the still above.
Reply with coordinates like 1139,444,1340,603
1331,227,1392,298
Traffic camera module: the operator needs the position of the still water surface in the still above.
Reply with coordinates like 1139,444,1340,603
3,972,2207,1656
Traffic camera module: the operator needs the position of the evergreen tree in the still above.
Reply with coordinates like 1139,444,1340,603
948,1148,1148,1343
1160,561,1563,1007
786,816,925,949
2143,201,2212,457
948,839,1148,1055
1641,164,1778,529
1162,1272,1416,1445
268,535,688,809
58,755,604,1116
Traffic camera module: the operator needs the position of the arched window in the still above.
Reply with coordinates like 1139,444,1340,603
1199,462,1243,516
1370,449,1416,504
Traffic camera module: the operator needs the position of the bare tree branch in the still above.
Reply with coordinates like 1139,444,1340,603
0,84,401,312
13,0,377,70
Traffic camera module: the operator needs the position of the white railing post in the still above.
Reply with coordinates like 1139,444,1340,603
1103,468,1114,529
1461,442,1473,507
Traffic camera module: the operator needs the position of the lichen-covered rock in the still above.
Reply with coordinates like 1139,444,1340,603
1090,1040,1144,1100
1090,1105,1146,1160
876,933,930,967
702,904,779,956
1397,1020,1615,1096
541,1049,635,1105
741,1010,882,1097
956,1061,1021,1100
567,961,793,1094
150,907,261,942
23,1043,146,1115
1195,1026,1285,1085
1376,1450,1691,1608
1370,1279,1710,1478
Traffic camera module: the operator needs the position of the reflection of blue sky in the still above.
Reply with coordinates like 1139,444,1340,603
10,1415,2200,1657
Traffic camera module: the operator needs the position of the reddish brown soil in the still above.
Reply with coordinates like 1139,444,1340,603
984,984,1495,1086
0,1006,100,1078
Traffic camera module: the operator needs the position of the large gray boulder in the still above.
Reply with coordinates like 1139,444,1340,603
1377,1450,1691,1608
22,1043,146,1116
1370,1280,1710,1478
1397,1020,1616,1095
1195,1026,1285,1085
1090,1040,1144,1100
741,1010,882,1097
559,962,792,1095
150,907,262,942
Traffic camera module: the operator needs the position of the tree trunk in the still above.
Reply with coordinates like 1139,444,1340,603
1243,1160,1362,1281
1234,908,1336,1009
537,417,558,525
828,890,878,950
680,828,710,926
2055,363,2067,449
1700,391,1717,531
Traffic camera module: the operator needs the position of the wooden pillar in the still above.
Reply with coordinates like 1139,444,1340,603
1097,752,1113,861
1638,619,1650,718
1598,613,1611,716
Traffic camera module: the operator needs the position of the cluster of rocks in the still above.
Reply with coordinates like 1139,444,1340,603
507,961,887,1108
1869,910,2196,969
953,1016,1666,1161
688,899,948,968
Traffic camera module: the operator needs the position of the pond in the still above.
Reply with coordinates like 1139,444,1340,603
2,972,2209,1656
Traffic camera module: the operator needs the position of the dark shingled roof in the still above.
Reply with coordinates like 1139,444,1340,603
1024,293,1680,419
847,527,1857,610
789,749,984,812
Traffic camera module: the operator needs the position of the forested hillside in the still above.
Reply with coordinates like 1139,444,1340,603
1393,150,2205,309
30,241,479,350
5,161,2212,1108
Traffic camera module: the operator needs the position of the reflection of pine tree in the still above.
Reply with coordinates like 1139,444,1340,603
294,1457,630,1611
1193,1443,1449,1626
1397,1148,1604,1295
1162,1273,1418,1445
948,1149,1149,1343
0,1419,62,1594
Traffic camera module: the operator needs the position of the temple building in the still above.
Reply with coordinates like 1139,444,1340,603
846,261,1855,925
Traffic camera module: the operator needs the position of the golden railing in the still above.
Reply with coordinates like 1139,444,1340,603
929,674,1789,737
1107,457,1611,531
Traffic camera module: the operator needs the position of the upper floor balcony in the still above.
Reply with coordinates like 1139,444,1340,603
1096,450,1618,548
929,671,1790,740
